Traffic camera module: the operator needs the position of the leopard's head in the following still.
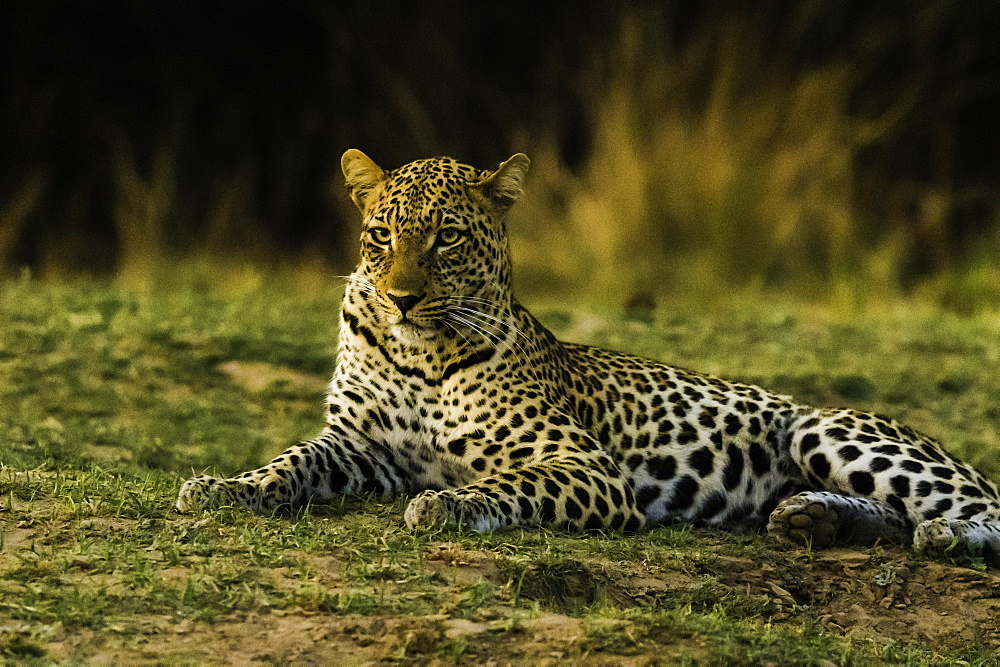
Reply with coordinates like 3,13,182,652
341,150,529,343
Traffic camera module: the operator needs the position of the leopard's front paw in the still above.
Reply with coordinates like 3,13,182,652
175,475,232,513
913,517,957,553
405,490,463,529
175,471,296,514
767,493,839,548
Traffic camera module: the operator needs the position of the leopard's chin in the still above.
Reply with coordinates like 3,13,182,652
389,322,438,344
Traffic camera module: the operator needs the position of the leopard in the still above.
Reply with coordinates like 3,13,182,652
176,149,1000,565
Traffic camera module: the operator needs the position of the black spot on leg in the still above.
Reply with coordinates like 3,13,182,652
933,481,954,494
625,454,644,471
724,414,743,435
799,432,820,454
923,498,953,520
666,475,699,511
722,444,744,491
838,444,862,461
564,497,583,520
676,422,698,445
725,502,753,524
330,467,349,491
688,447,714,477
808,453,831,480
646,456,677,481
698,492,727,519
959,503,987,520
551,470,571,485
594,495,610,517
825,427,849,441
518,497,534,520
849,471,875,496
623,515,642,532
539,497,557,523
636,485,661,513
890,475,911,498
748,442,770,476
869,456,893,473
886,494,907,516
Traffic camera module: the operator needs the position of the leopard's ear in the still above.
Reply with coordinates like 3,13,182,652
476,153,530,214
341,149,386,215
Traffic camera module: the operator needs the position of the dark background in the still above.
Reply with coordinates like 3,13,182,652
2,1,999,298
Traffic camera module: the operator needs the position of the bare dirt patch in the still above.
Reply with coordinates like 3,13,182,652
217,361,328,394
739,549,1000,647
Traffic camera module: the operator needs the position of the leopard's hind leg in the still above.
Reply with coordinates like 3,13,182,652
767,491,912,547
914,518,1000,567
771,408,1000,562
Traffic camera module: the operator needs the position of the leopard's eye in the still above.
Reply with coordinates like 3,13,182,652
367,226,392,246
436,227,465,248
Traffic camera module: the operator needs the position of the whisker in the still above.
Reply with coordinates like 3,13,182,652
450,305,531,346
340,274,378,298
444,313,508,359
445,295,524,326
446,295,499,305
446,311,498,342
449,308,531,368
449,306,510,332
446,313,508,353
442,318,478,350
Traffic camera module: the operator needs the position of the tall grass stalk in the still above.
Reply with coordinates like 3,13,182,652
510,5,990,310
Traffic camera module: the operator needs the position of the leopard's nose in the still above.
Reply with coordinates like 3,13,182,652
387,292,424,315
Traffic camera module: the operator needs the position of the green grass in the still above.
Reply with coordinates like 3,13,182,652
2,274,999,662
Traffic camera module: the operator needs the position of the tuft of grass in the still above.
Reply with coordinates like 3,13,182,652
499,553,601,613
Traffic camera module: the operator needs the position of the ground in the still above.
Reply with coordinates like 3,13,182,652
2,275,999,664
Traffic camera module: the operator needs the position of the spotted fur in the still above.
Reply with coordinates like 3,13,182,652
176,150,1000,565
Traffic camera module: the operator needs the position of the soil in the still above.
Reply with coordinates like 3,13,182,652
10,531,998,664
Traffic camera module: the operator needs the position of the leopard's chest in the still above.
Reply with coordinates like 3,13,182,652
341,356,510,489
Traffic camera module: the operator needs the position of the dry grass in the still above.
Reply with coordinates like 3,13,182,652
509,5,998,311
